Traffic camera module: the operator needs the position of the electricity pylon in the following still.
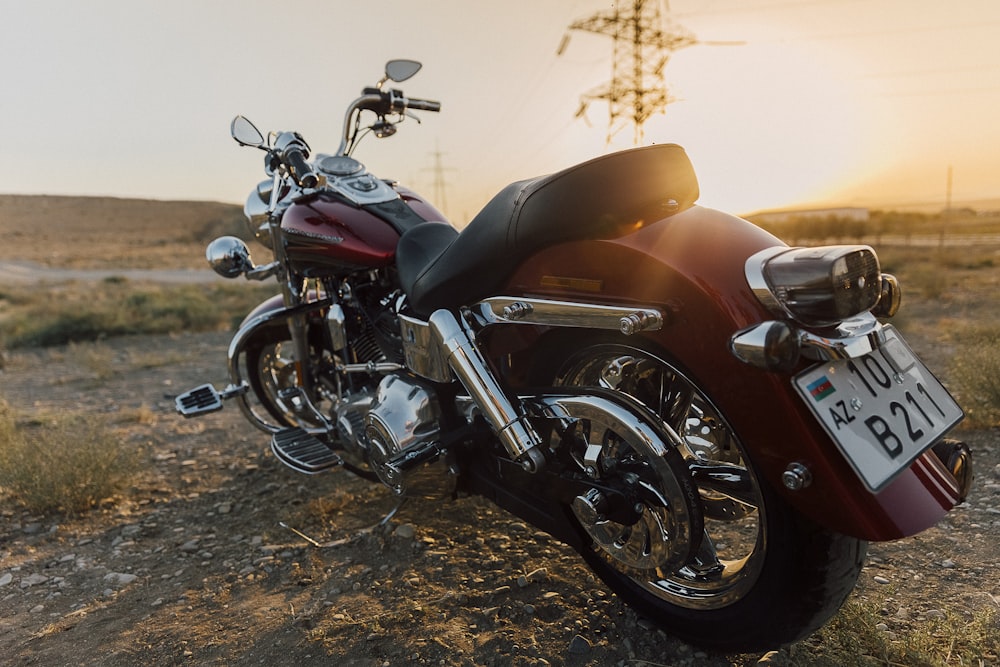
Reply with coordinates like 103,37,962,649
561,0,737,145
425,142,454,219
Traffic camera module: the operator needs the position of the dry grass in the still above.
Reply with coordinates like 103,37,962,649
0,400,139,515
0,279,275,349
873,245,1000,428
790,588,1000,666
1,195,998,659
948,326,1000,428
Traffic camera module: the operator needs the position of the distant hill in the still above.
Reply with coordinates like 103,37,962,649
756,197,1000,216
876,197,1000,214
0,195,245,270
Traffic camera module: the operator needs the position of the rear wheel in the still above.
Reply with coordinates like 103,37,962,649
548,339,866,652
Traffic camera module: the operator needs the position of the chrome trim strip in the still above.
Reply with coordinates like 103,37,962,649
282,227,345,245
472,297,664,335
798,313,886,361
743,246,787,317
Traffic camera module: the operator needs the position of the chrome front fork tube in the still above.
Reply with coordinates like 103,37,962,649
429,309,547,472
266,172,318,407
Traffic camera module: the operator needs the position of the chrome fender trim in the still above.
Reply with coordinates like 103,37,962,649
731,313,889,371
226,299,331,433
798,313,887,361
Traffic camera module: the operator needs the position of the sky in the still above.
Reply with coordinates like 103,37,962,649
2,0,999,222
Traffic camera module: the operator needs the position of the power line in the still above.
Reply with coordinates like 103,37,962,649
773,19,1000,42
675,0,868,17
859,63,1000,79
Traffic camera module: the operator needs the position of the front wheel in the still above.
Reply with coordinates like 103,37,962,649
243,325,318,429
546,338,867,652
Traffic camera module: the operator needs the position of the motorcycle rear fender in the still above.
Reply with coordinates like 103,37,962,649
494,204,962,541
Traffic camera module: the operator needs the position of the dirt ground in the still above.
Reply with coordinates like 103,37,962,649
0,196,998,665
0,333,996,666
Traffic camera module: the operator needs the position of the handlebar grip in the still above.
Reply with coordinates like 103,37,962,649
406,97,441,113
285,147,318,189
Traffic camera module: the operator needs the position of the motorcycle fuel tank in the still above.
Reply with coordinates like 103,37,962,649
280,192,403,276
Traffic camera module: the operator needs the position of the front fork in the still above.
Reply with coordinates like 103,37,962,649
285,309,314,397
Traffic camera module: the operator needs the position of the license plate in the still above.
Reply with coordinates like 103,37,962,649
793,326,963,492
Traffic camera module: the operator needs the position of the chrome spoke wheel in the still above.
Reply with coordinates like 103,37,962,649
257,341,300,421
247,337,329,429
557,396,699,578
556,345,767,610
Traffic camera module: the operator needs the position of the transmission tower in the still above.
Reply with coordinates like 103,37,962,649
562,0,712,145
424,142,455,219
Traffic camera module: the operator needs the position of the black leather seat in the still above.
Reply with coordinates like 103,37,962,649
395,143,699,317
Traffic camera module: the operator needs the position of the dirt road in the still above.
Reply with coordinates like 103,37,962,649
0,260,223,285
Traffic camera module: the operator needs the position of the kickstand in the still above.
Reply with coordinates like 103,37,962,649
279,497,408,548
374,497,407,529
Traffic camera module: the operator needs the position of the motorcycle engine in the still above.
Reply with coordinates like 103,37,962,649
364,373,456,499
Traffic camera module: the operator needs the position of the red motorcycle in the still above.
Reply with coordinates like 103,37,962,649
175,60,972,652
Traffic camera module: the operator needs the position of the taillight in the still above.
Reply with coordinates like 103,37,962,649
752,246,882,326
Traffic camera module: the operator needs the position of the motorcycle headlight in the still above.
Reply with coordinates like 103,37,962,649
748,245,882,326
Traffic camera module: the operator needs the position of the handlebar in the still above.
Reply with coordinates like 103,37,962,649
405,97,442,113
284,147,318,189
336,91,441,155
272,131,318,189
232,72,439,187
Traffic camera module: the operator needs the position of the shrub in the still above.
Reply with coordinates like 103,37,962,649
0,401,138,515
0,281,275,348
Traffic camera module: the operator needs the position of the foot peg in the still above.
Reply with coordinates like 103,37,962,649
175,384,224,417
175,383,247,418
271,427,343,474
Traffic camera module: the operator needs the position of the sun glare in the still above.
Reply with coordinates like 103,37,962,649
643,40,867,214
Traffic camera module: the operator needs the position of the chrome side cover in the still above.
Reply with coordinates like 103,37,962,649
399,298,665,473
472,296,664,335
401,297,665,383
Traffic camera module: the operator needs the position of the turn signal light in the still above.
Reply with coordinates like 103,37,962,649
730,321,801,372
872,273,901,318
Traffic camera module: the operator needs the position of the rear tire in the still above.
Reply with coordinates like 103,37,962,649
543,336,867,651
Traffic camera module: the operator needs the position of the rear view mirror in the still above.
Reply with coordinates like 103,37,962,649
385,59,422,83
230,116,264,147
